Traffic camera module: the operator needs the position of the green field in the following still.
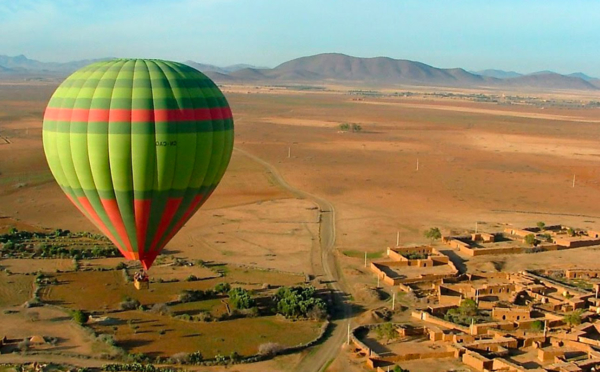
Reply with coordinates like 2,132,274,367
342,250,383,259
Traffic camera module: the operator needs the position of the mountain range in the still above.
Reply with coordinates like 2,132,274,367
1,53,598,91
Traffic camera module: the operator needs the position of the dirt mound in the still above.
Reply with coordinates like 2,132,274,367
371,307,393,322
353,283,380,304
344,268,364,276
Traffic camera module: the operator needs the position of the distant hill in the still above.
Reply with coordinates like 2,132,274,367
0,54,110,74
567,72,597,81
472,69,522,79
225,53,597,90
528,70,557,76
229,53,496,87
1,53,597,91
504,72,598,90
0,55,264,78
184,60,267,74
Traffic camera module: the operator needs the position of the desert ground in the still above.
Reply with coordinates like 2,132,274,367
1,81,600,371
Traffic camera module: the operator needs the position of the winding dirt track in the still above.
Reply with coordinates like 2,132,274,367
234,148,351,372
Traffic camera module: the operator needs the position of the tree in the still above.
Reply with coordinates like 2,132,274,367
524,234,537,246
394,366,409,372
119,296,141,310
351,123,362,132
424,227,442,241
536,221,546,231
71,310,89,325
567,227,575,237
375,322,397,341
339,123,350,131
564,310,583,328
459,299,478,316
179,289,209,303
274,286,327,319
228,287,255,310
91,245,103,257
214,282,231,294
531,320,544,332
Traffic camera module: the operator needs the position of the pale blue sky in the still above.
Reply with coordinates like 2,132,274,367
1,0,599,75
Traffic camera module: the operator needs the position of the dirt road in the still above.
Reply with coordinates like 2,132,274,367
235,148,351,372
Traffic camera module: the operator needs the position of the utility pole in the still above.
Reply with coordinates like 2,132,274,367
392,292,396,311
396,231,400,247
572,174,576,188
347,322,351,345
416,158,419,171
364,251,367,268
595,284,598,299
288,147,291,159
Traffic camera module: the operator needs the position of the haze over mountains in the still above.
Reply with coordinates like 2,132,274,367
1,53,598,90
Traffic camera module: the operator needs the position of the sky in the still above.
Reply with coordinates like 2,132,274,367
1,0,599,76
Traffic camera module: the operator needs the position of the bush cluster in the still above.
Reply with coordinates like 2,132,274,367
103,364,181,372
228,287,255,310
273,286,327,320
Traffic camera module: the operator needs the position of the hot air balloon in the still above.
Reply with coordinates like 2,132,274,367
42,59,234,273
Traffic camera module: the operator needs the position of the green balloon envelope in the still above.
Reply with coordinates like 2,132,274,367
42,59,234,269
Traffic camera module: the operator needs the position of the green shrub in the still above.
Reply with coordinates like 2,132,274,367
214,282,231,294
228,287,255,310
274,286,327,319
71,309,89,325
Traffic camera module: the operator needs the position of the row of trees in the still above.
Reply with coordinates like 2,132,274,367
1,227,108,242
1,241,118,259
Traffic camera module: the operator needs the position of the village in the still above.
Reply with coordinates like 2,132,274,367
350,224,600,372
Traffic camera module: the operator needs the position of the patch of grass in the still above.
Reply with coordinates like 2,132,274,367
342,250,383,259
0,272,34,307
170,298,226,317
89,310,323,357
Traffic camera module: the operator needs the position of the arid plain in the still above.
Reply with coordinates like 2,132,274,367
1,81,600,371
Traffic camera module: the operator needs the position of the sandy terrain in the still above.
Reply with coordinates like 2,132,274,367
0,306,99,355
356,100,600,123
0,258,74,274
3,83,600,260
2,81,600,371
171,198,319,274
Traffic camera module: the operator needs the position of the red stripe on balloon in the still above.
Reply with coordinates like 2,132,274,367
66,194,127,256
140,250,159,271
134,199,152,256
147,197,183,254
44,107,232,122
100,199,133,253
159,193,210,249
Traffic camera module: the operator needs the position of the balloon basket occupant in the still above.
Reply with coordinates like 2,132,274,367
133,270,150,290
41,59,234,280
